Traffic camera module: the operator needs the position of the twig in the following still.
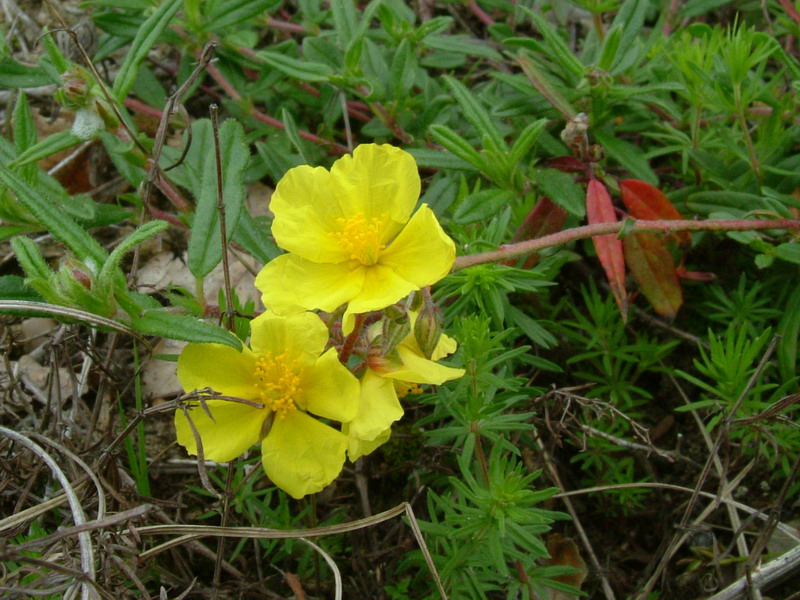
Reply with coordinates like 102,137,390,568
705,543,800,600
452,218,800,271
209,104,235,333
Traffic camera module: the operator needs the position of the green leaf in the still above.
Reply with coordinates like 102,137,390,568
454,189,516,223
429,124,488,172
188,119,249,278
0,164,107,264
132,310,243,350
508,118,548,166
0,275,43,302
422,34,503,61
778,281,800,381
443,75,506,152
13,93,38,182
594,129,658,185
97,220,169,299
518,7,586,82
407,147,478,172
10,236,51,281
775,243,800,265
597,25,622,72
230,210,281,265
203,0,280,32
257,49,335,82
535,168,586,218
390,38,417,98
280,107,309,163
0,56,53,88
10,130,83,168
112,0,182,101
331,0,358,45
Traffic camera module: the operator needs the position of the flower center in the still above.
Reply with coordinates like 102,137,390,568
330,212,387,265
254,350,302,419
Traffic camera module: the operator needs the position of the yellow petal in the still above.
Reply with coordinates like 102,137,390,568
347,370,404,441
385,345,465,385
256,254,365,314
345,425,391,462
261,411,347,499
299,348,360,422
380,204,455,287
432,332,459,361
340,264,418,335
249,310,329,358
270,165,351,263
330,144,420,229
174,399,267,462
177,343,259,399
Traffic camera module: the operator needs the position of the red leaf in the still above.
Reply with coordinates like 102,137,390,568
505,196,568,267
587,179,627,316
676,265,716,281
544,156,587,174
620,179,691,246
623,232,683,319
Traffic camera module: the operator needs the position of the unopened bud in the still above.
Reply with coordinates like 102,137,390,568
381,315,410,355
413,304,442,359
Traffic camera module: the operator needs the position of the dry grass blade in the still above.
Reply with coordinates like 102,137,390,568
133,502,447,599
0,301,138,338
298,538,342,600
0,426,96,599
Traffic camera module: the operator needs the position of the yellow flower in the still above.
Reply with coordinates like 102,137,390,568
174,312,359,499
255,144,456,334
344,315,465,461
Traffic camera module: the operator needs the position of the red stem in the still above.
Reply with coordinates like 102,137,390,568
453,218,800,271
339,313,367,364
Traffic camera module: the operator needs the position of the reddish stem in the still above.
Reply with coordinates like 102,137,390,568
205,63,350,155
452,218,800,271
339,313,367,364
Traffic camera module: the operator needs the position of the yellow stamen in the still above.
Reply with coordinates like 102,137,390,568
254,350,303,418
394,381,424,399
330,212,387,265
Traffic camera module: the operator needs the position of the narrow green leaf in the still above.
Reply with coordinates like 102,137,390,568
0,275,43,302
508,118,548,165
775,243,800,265
13,93,38,182
390,38,417,98
407,147,477,172
519,7,586,81
112,0,182,101
422,34,503,61
188,120,249,278
0,164,107,264
331,0,358,45
132,310,243,350
40,29,70,74
97,220,169,297
443,75,506,152
597,25,622,72
203,0,280,32
10,236,51,281
535,168,585,217
280,107,309,163
594,129,658,185
257,50,334,82
10,130,83,168
778,282,800,381
430,124,489,172
231,210,281,265
0,56,53,88
453,189,516,224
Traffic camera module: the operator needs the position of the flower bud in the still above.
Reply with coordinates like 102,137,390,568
413,303,442,359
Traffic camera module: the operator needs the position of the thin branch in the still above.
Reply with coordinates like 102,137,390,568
452,218,800,271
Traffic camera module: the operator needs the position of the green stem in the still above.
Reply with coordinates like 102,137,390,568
452,218,800,271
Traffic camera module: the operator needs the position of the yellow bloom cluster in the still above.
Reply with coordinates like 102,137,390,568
175,144,464,499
